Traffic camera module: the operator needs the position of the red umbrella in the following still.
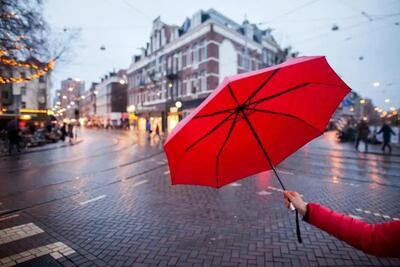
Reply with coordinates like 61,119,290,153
164,56,351,242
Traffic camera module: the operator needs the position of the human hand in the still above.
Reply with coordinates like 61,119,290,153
283,191,307,216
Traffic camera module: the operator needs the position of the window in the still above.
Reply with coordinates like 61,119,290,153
182,80,187,96
20,72,26,78
200,41,207,61
21,101,26,108
162,83,166,99
167,56,172,69
193,43,198,65
187,47,192,65
177,80,181,96
21,86,26,95
192,73,198,94
200,70,207,92
182,50,187,67
187,78,192,94
39,75,46,83
174,53,179,72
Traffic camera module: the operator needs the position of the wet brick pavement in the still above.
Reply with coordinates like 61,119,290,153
0,129,399,266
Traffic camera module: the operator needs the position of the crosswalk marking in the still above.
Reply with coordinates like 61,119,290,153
268,186,284,192
278,170,294,175
130,180,148,188
163,170,170,175
355,208,397,220
0,241,75,266
79,195,107,206
228,182,242,187
257,190,272,196
0,223,44,245
349,214,363,220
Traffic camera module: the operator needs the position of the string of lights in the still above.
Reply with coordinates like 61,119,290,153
0,59,56,84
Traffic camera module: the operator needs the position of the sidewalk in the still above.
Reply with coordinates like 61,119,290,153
0,138,83,158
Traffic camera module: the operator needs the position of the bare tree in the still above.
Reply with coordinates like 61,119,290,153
0,0,79,63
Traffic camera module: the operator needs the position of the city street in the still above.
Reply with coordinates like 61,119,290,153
0,129,399,266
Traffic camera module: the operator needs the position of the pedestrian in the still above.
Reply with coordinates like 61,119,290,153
377,121,396,154
146,120,152,140
355,119,370,152
155,124,161,139
60,123,67,141
67,123,74,144
283,191,400,258
6,119,21,154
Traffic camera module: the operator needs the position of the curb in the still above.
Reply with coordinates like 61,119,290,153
0,139,84,158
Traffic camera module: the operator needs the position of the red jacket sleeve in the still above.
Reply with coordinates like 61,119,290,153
306,203,400,258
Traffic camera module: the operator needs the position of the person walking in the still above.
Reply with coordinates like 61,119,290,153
355,120,370,152
155,124,161,139
60,123,67,141
146,120,152,140
67,123,74,144
377,121,396,154
283,191,400,258
6,119,21,154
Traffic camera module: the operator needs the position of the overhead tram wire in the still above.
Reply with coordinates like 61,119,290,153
294,11,400,46
258,0,321,24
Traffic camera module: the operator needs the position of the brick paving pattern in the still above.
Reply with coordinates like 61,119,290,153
0,130,399,266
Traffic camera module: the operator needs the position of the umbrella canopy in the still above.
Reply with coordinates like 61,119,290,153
164,56,350,188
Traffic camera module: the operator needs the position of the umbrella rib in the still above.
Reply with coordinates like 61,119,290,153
215,111,239,186
247,82,348,107
245,107,323,135
185,111,236,152
239,110,286,190
247,83,311,106
194,107,237,119
227,84,241,106
243,68,280,105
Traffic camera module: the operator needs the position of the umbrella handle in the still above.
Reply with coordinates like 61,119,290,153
295,209,303,243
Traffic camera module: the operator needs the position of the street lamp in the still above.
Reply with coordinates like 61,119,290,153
175,101,182,108
385,98,390,103
372,81,380,87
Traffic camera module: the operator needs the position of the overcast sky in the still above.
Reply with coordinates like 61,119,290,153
44,0,400,109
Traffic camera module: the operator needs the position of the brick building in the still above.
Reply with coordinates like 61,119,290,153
94,70,128,127
79,82,98,125
54,78,85,119
127,9,288,132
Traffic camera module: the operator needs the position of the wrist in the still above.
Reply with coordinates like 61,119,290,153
299,202,308,217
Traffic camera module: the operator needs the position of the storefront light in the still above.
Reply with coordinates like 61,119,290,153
175,101,182,108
